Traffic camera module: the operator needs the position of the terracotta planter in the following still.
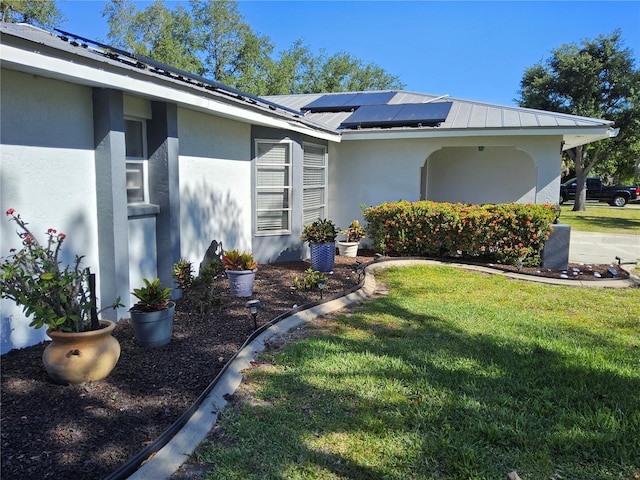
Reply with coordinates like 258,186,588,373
337,241,359,257
42,320,120,384
130,302,175,347
226,269,257,297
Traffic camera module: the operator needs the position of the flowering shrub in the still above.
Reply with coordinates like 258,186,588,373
362,201,557,266
0,209,112,332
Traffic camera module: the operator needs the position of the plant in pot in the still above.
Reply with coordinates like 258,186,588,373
337,219,366,257
0,209,122,384
222,249,258,297
130,278,175,347
301,218,338,272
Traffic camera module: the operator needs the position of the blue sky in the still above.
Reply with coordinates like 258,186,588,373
57,1,640,106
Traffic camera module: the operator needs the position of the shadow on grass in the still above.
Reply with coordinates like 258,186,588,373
193,285,640,479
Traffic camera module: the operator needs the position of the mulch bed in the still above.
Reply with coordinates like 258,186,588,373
0,252,631,479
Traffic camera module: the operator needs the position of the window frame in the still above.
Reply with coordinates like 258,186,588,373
125,117,149,205
302,142,328,225
254,139,293,236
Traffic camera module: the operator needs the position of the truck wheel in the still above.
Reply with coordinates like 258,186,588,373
559,194,565,205
611,195,628,207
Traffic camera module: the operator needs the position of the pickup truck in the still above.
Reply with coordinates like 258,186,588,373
559,177,639,207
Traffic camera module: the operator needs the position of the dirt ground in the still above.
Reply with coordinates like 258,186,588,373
0,252,630,479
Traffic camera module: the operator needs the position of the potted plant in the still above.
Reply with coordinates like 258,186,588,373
223,249,258,297
0,209,122,384
337,219,366,257
130,278,175,347
301,218,338,272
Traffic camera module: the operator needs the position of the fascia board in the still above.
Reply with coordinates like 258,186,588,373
1,44,340,143
340,126,613,143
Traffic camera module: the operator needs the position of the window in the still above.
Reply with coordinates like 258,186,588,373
302,143,327,225
255,140,292,234
125,118,148,204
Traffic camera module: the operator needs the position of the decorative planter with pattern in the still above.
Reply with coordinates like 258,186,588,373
310,242,336,272
226,269,257,297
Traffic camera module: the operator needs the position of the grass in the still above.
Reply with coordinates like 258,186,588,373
558,204,640,234
189,266,640,479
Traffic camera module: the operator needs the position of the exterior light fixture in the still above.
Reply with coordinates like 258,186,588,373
317,279,326,299
356,264,364,282
554,204,561,224
246,299,262,330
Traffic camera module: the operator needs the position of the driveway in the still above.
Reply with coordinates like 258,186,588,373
569,230,640,264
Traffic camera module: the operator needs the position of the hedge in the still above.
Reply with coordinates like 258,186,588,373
362,201,558,266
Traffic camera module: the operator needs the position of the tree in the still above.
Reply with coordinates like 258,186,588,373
104,0,203,74
518,31,640,210
103,0,403,96
0,0,63,29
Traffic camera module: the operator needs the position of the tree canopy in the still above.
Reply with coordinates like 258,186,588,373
0,0,63,29
102,0,404,95
517,30,640,210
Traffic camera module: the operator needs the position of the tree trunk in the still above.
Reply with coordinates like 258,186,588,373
570,146,588,211
570,143,602,212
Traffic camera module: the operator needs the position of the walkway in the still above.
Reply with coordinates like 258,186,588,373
570,230,640,265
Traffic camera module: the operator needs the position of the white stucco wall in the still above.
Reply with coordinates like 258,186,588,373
426,146,536,204
329,138,435,233
177,108,253,271
330,135,563,241
1,70,100,353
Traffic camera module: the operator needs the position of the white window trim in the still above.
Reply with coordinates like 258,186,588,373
302,142,328,225
125,117,149,205
254,139,293,236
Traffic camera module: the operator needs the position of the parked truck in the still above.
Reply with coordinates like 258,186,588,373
559,177,639,207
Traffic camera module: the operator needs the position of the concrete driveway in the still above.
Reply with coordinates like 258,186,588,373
569,230,640,264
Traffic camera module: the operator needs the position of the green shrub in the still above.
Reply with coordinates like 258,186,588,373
293,268,328,290
362,201,556,266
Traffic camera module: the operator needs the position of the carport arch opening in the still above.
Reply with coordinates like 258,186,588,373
421,146,537,204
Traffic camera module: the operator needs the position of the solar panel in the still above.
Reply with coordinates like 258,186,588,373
340,102,453,129
302,91,397,112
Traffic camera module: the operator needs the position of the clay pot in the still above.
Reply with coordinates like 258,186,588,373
42,320,120,384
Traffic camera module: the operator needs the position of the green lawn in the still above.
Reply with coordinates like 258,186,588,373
189,266,640,480
558,204,640,234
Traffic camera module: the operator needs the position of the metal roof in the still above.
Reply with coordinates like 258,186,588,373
268,91,613,130
266,91,617,149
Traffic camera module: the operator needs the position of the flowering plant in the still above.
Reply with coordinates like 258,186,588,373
340,220,366,243
0,209,118,332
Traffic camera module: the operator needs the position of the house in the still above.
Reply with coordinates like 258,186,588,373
0,23,617,353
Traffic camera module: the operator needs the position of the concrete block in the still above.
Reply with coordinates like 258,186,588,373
543,224,571,270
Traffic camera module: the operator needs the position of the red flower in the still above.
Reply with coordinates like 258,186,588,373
58,233,66,240
47,228,57,234
6,208,15,216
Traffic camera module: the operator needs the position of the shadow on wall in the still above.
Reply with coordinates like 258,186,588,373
181,181,244,269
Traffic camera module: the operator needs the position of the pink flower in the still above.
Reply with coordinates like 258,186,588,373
48,228,57,234
58,233,66,240
6,208,15,216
